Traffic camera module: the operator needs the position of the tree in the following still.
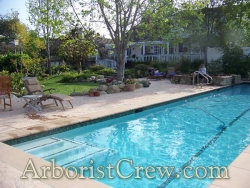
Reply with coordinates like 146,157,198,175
0,11,21,44
177,0,250,64
27,0,73,74
58,29,96,74
23,30,45,58
71,0,176,81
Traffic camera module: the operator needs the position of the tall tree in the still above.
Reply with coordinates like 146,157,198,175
71,0,176,81
27,0,73,74
0,10,29,49
178,0,250,64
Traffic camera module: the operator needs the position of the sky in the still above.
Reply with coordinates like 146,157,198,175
0,0,29,25
0,0,110,37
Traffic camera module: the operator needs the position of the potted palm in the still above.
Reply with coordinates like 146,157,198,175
125,78,136,91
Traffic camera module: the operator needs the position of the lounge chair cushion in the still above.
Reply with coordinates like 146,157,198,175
27,78,39,85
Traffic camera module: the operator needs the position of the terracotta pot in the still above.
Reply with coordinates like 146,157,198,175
127,84,136,91
94,90,100,97
89,91,94,97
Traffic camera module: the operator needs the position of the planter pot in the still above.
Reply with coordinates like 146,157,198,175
89,91,94,97
94,90,100,97
127,84,136,91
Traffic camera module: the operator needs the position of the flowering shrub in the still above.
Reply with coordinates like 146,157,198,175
125,78,135,84
106,77,113,83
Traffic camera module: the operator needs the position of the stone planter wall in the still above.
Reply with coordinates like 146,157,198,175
170,74,242,86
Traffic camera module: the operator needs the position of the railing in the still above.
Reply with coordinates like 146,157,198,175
127,53,204,62
95,53,203,68
193,71,213,87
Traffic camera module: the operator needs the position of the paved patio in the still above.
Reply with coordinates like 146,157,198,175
0,79,249,188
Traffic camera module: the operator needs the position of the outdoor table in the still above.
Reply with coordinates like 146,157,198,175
23,95,43,113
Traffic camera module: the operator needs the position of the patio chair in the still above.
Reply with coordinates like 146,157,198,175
147,68,165,80
22,77,73,110
0,76,12,111
167,67,175,78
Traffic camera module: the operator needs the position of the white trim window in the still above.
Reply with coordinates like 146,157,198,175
154,45,161,54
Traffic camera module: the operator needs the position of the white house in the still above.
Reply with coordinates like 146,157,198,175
95,39,204,68
126,41,203,63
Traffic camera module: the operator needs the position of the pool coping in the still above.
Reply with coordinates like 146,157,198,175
0,83,249,188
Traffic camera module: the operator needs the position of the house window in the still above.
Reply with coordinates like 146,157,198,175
179,43,188,52
169,44,174,54
145,46,151,54
179,43,184,52
127,48,131,56
154,46,161,54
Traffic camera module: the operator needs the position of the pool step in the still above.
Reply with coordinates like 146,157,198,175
14,137,117,167
14,137,60,151
27,139,78,158
43,143,107,166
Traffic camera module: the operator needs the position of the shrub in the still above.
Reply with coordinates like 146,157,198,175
131,61,148,68
0,53,20,73
61,71,99,82
191,59,203,71
207,59,223,75
61,72,78,82
151,61,168,72
221,46,250,78
77,72,98,79
179,58,192,74
96,68,116,75
0,70,9,76
89,65,105,72
0,70,24,94
124,69,135,78
52,64,71,75
10,72,25,93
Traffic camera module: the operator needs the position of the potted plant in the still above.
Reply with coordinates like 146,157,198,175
125,78,136,91
94,90,101,96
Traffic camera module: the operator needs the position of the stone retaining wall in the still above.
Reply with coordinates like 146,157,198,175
170,74,242,86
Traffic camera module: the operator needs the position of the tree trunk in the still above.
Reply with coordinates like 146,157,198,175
77,61,82,74
116,59,125,81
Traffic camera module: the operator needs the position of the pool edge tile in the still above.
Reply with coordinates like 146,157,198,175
209,145,250,188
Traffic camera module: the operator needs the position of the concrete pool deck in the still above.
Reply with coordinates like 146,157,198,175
0,79,249,188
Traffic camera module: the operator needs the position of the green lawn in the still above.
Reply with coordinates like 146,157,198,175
40,75,100,95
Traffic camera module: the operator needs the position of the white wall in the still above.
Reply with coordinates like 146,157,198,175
207,47,223,63
131,45,141,57
207,47,250,63
242,47,250,56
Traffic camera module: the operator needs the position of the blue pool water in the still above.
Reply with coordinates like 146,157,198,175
13,84,250,188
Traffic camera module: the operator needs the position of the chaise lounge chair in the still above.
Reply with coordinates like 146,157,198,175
147,68,166,80
0,76,12,111
22,77,73,110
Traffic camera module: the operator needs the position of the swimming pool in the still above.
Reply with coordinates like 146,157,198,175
12,84,250,188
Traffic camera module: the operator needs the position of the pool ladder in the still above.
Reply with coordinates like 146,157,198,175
193,71,213,87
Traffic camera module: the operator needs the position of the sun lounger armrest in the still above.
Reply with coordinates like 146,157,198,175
43,88,56,94
30,90,43,94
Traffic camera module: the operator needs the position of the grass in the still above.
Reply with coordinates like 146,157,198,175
39,75,100,95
